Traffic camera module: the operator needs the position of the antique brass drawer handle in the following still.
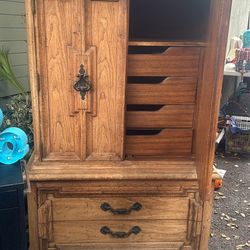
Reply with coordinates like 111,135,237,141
100,226,141,238
73,64,91,100
100,202,142,215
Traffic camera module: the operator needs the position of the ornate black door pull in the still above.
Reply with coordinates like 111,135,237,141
100,202,142,215
73,64,91,100
100,226,141,238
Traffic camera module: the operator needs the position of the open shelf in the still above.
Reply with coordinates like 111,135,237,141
128,40,207,47
125,0,209,160
129,0,211,42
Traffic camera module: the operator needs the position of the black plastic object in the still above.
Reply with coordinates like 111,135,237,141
0,162,27,250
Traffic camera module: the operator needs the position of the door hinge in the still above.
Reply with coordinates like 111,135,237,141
32,0,36,15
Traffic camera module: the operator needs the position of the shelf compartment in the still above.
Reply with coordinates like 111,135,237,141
128,40,207,47
128,47,201,77
127,105,194,129
126,129,193,156
127,77,197,105
129,0,210,41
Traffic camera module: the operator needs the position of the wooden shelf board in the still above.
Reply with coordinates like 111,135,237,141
128,40,207,47
28,159,197,181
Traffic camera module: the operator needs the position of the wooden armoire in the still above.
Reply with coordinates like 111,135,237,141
25,0,232,249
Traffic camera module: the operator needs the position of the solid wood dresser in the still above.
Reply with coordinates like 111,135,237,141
25,0,232,249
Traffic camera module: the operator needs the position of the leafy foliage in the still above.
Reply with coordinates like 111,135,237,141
1,94,34,150
0,47,25,93
0,47,33,158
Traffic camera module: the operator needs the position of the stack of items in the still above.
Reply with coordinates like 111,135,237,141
223,30,250,154
226,115,250,154
235,48,250,73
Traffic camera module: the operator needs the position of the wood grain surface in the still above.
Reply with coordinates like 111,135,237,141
127,77,197,105
127,105,194,129
52,196,189,221
126,129,193,156
37,0,85,160
194,0,232,201
85,0,128,160
55,242,186,250
53,220,187,243
128,47,201,77
28,159,197,181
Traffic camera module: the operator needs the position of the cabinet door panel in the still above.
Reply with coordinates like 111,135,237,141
85,0,128,160
37,0,85,160
36,0,128,161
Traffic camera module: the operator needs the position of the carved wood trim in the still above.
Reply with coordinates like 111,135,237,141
185,195,202,249
38,200,53,241
70,46,97,116
36,181,199,198
84,46,97,116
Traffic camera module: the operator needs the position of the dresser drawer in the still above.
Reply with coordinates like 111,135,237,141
55,242,186,250
126,129,193,156
128,46,201,77
53,220,188,243
52,196,189,221
127,105,194,129
126,77,197,105
37,183,202,248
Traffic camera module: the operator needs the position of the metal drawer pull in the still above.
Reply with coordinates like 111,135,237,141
100,226,141,238
73,64,91,100
100,202,142,215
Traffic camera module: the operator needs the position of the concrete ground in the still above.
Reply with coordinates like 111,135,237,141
209,153,250,250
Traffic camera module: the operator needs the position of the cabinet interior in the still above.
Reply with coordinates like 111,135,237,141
129,0,211,42
125,0,211,160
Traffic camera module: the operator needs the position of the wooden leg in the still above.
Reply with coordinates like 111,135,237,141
28,184,39,250
199,190,214,250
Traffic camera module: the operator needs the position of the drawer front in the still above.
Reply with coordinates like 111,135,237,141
126,129,193,156
128,47,201,77
37,184,202,249
55,242,185,250
127,77,197,105
52,196,189,221
127,105,195,129
53,220,187,243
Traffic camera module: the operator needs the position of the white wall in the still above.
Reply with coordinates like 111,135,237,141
221,0,250,107
226,0,250,54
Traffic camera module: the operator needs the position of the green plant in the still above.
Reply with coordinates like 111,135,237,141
0,47,33,157
1,94,34,151
0,47,25,93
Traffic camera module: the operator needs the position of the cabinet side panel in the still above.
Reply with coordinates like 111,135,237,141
86,0,128,160
25,0,41,161
195,0,232,201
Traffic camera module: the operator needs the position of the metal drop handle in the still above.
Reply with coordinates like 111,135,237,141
100,226,141,238
73,64,91,100
100,202,142,215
